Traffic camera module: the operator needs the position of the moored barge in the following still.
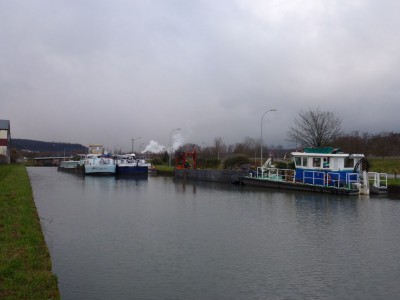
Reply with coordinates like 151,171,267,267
240,147,388,195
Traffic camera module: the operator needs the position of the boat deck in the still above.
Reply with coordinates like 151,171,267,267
240,167,387,196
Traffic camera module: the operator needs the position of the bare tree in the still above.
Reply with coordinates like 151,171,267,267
233,137,260,157
214,137,225,160
287,108,343,148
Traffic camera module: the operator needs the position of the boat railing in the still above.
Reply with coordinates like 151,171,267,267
303,171,353,189
250,167,370,190
346,173,359,189
303,171,326,187
367,172,388,189
256,167,295,183
254,168,363,190
326,172,341,189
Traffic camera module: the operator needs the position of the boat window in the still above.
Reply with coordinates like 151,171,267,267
323,157,330,168
302,157,308,167
313,157,321,168
344,157,353,168
294,157,301,166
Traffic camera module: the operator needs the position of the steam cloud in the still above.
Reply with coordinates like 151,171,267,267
141,134,184,154
141,140,167,154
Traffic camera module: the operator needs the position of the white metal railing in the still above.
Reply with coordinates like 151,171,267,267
253,168,365,190
379,173,388,189
367,172,388,189
303,171,325,186
326,172,340,189
346,173,359,189
256,167,295,183
302,170,350,189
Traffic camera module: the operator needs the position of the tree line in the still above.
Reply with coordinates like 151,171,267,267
187,130,400,163
11,109,399,164
178,108,400,161
11,139,87,159
286,108,400,157
334,131,400,157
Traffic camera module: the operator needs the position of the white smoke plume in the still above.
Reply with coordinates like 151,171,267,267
141,133,185,154
171,132,184,151
141,140,167,154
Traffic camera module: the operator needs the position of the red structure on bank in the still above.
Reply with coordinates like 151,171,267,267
175,148,197,169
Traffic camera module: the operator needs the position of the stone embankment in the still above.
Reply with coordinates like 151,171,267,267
174,169,246,183
174,169,400,195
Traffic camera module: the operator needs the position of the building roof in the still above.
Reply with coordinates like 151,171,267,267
0,120,10,130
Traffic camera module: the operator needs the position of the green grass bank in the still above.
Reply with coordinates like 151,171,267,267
369,157,400,174
368,157,400,187
0,164,59,299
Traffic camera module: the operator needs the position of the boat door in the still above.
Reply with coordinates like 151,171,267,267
338,158,344,169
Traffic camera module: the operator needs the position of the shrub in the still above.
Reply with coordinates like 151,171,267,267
151,158,163,165
223,154,250,169
205,158,220,168
0,154,6,164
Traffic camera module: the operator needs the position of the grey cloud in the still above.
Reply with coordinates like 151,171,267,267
1,0,399,151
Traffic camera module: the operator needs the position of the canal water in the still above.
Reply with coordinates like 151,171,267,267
28,167,400,300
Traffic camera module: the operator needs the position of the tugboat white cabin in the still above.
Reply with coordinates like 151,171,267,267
291,147,364,185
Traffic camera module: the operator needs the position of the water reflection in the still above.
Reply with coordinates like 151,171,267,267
29,167,400,300
173,178,198,194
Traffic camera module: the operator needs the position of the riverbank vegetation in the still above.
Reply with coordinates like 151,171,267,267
0,164,59,299
368,157,400,174
368,157,400,186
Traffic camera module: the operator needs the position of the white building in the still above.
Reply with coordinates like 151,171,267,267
0,120,11,164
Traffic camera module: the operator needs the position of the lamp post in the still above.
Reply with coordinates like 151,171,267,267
217,138,224,160
140,142,145,152
131,137,141,154
169,128,181,167
260,109,277,166
202,142,208,168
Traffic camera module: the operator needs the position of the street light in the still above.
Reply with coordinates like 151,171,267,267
169,128,181,167
217,138,224,160
131,137,141,154
202,142,208,167
260,109,277,166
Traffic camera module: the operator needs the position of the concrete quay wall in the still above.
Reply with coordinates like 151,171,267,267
174,169,245,183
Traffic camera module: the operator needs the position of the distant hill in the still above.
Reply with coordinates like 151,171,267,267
12,139,88,154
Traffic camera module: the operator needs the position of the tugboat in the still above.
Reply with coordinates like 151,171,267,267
240,147,388,195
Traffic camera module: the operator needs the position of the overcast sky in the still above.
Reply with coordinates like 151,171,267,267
1,0,399,152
